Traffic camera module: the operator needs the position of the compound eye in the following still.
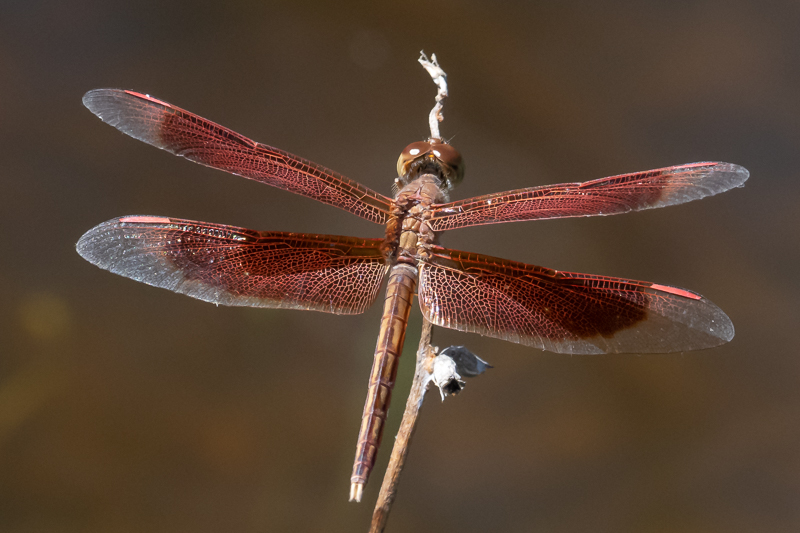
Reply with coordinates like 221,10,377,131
429,141,464,187
397,141,432,178
429,141,460,168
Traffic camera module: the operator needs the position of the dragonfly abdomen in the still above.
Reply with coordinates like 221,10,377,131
350,263,417,501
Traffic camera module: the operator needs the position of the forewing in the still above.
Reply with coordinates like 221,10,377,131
429,162,748,231
77,216,388,314
83,89,393,224
418,247,733,354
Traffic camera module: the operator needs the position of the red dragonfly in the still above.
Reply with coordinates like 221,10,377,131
77,89,748,502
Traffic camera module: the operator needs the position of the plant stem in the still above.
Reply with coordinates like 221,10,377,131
369,318,435,532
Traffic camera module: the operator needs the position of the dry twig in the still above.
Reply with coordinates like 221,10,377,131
368,52,450,532
369,319,436,533
417,51,448,140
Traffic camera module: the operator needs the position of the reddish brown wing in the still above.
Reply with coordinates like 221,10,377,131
77,216,388,314
82,89,394,224
418,246,733,354
428,162,748,231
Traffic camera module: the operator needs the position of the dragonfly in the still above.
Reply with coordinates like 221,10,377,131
77,89,748,502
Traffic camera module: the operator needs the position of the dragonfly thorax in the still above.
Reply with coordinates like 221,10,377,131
396,139,464,191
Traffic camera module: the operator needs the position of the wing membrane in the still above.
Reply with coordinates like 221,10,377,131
83,89,393,224
77,216,388,314
418,247,733,354
429,162,748,231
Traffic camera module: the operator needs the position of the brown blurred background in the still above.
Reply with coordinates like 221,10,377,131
1,1,798,531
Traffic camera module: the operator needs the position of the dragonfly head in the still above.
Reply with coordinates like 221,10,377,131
396,139,464,191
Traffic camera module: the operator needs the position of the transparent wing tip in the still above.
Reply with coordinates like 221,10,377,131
75,217,120,269
82,88,123,116
712,162,749,188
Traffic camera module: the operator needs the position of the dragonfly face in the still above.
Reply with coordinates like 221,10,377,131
396,139,464,191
